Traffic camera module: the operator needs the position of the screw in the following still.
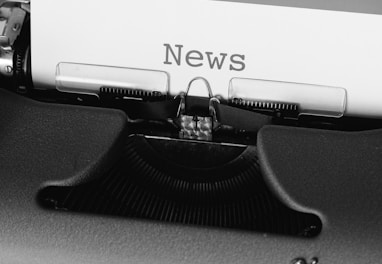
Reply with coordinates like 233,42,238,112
291,258,307,264
17,86,27,94
12,23,21,31
311,257,319,264
291,257,319,264
5,65,12,73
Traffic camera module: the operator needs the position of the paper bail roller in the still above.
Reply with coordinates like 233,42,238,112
56,62,169,99
228,78,347,118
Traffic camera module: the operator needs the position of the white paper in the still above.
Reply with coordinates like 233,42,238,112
31,0,382,118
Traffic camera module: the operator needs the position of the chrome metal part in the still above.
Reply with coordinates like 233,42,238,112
0,0,28,80
2,6,25,45
0,35,13,77
178,77,220,141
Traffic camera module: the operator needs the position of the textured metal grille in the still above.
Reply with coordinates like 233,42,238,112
179,115,213,141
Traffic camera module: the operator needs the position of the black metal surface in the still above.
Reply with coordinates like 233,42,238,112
257,125,382,263
2,87,382,263
38,135,321,237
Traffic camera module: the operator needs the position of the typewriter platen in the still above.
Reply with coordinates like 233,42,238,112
2,0,382,263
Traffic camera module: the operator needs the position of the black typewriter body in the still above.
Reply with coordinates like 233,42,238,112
1,1,382,264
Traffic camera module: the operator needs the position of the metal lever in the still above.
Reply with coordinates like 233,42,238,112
177,77,220,141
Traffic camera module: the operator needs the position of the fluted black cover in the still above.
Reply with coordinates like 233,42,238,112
38,135,321,237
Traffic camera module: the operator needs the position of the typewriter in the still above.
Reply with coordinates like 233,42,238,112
1,0,382,263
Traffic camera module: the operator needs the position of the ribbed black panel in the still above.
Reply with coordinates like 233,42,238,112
100,87,166,101
38,135,321,237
